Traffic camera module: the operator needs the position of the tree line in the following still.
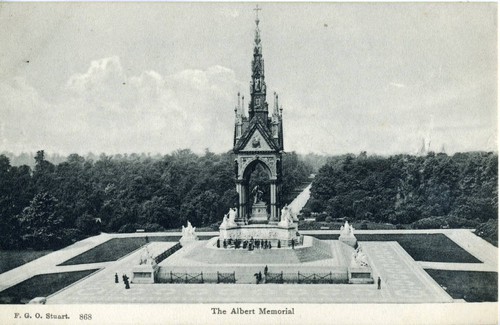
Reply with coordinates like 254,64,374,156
307,151,498,231
0,150,312,250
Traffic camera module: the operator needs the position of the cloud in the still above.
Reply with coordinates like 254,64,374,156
67,56,125,92
0,53,496,157
0,57,246,155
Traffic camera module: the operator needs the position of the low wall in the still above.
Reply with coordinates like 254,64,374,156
156,265,348,284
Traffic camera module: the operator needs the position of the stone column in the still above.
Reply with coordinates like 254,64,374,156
270,181,277,222
236,181,245,223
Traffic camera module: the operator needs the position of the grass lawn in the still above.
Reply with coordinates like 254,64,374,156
425,269,498,302
299,221,406,231
58,235,214,266
310,233,481,263
0,269,99,304
0,250,53,274
61,233,479,265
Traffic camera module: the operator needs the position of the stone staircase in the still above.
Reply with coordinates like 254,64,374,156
293,238,332,263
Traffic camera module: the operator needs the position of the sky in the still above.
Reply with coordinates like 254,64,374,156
0,2,497,156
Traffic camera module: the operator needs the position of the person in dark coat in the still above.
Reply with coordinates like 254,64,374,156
377,277,381,289
124,275,130,289
264,265,268,276
115,273,119,283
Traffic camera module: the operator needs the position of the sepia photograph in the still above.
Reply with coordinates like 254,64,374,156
0,2,497,324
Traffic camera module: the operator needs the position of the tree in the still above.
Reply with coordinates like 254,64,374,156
18,192,65,249
309,152,497,227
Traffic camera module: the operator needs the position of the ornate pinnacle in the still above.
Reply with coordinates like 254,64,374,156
274,92,279,115
253,5,262,51
241,96,245,117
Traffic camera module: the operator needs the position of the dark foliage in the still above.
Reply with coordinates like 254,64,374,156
309,152,498,227
474,219,498,247
309,233,481,263
58,237,173,265
0,250,52,274
0,149,311,250
0,269,99,304
425,269,498,302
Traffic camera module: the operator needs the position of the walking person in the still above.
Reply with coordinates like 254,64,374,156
124,275,130,289
377,277,381,290
115,273,119,283
264,265,268,276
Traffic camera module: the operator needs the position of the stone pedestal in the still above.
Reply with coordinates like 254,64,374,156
219,224,297,244
131,263,159,284
348,266,373,284
249,201,268,224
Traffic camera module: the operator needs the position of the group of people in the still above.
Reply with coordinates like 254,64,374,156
254,265,269,284
217,237,276,250
215,237,299,250
115,273,130,289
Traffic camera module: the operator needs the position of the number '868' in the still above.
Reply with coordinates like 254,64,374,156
79,314,92,320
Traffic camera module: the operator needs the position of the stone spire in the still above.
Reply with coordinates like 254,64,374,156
248,5,268,121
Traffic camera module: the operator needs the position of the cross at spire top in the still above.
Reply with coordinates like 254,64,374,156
253,4,261,24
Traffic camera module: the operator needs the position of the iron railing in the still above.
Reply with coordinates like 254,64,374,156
297,272,334,284
217,271,236,284
265,271,284,284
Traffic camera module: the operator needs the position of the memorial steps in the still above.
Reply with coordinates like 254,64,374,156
184,244,301,264
293,238,333,263
179,236,333,265
156,236,355,283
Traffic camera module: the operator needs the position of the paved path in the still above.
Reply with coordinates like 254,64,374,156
0,233,113,291
2,227,496,303
288,184,311,216
301,229,475,235
418,261,497,272
302,228,498,272
445,229,497,265
361,242,452,303
47,240,453,304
